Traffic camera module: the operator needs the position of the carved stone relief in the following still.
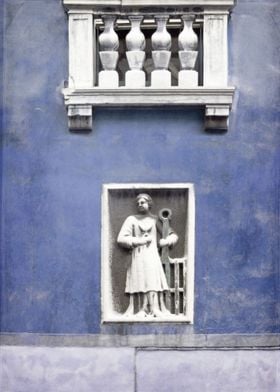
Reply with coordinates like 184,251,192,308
102,184,195,323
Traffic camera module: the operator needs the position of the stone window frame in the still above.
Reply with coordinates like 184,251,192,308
62,0,236,132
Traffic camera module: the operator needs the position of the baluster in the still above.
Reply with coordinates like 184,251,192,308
125,15,146,88
151,15,172,88
178,15,199,87
98,15,119,88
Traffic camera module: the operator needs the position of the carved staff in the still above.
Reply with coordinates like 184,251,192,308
159,208,186,315
159,208,172,311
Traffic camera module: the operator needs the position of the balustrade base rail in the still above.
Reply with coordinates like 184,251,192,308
63,87,235,132
63,87,234,105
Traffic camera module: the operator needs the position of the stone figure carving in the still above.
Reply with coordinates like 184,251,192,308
117,194,178,318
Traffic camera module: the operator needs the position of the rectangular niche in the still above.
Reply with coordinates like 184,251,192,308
102,183,195,323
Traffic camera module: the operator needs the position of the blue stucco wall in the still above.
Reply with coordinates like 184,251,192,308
0,0,4,332
0,0,279,335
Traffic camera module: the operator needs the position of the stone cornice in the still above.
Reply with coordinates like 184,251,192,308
63,87,235,106
63,0,236,12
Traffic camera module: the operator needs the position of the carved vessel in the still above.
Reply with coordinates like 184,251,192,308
126,15,145,51
99,15,119,51
99,15,119,71
178,15,198,51
152,15,171,51
152,15,171,70
178,15,198,70
126,15,146,70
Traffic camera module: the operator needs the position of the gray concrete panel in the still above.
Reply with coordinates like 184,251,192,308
1,346,135,392
136,349,280,392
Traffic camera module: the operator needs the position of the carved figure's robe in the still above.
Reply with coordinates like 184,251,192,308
117,214,177,294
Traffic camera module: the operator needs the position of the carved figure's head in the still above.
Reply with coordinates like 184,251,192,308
136,193,153,213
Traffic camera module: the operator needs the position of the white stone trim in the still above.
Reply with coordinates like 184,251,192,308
206,104,230,116
68,12,94,89
63,87,235,106
68,105,93,131
203,12,228,87
101,183,195,324
63,1,236,11
186,184,195,324
101,184,113,321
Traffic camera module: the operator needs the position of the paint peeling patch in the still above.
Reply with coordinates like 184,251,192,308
255,209,276,225
5,2,25,31
199,180,217,195
247,266,274,279
267,64,280,75
26,288,50,302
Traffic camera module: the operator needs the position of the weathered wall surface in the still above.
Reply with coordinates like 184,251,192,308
0,0,4,333
1,347,279,392
1,0,279,335
0,0,279,390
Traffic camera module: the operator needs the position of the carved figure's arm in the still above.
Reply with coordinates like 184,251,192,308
117,217,135,249
159,232,178,248
118,217,152,249
157,219,178,248
165,232,178,246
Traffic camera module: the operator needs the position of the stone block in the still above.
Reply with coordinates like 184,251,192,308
98,70,119,88
125,70,146,88
151,70,171,88
178,70,198,87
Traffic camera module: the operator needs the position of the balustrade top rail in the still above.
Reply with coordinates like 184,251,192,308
63,0,236,12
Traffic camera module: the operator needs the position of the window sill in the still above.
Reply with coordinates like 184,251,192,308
63,86,235,132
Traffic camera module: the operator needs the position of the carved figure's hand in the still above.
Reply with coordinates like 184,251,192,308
144,235,152,245
133,236,152,247
159,238,169,248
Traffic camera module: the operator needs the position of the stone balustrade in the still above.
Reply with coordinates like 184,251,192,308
63,0,235,131
98,14,200,88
